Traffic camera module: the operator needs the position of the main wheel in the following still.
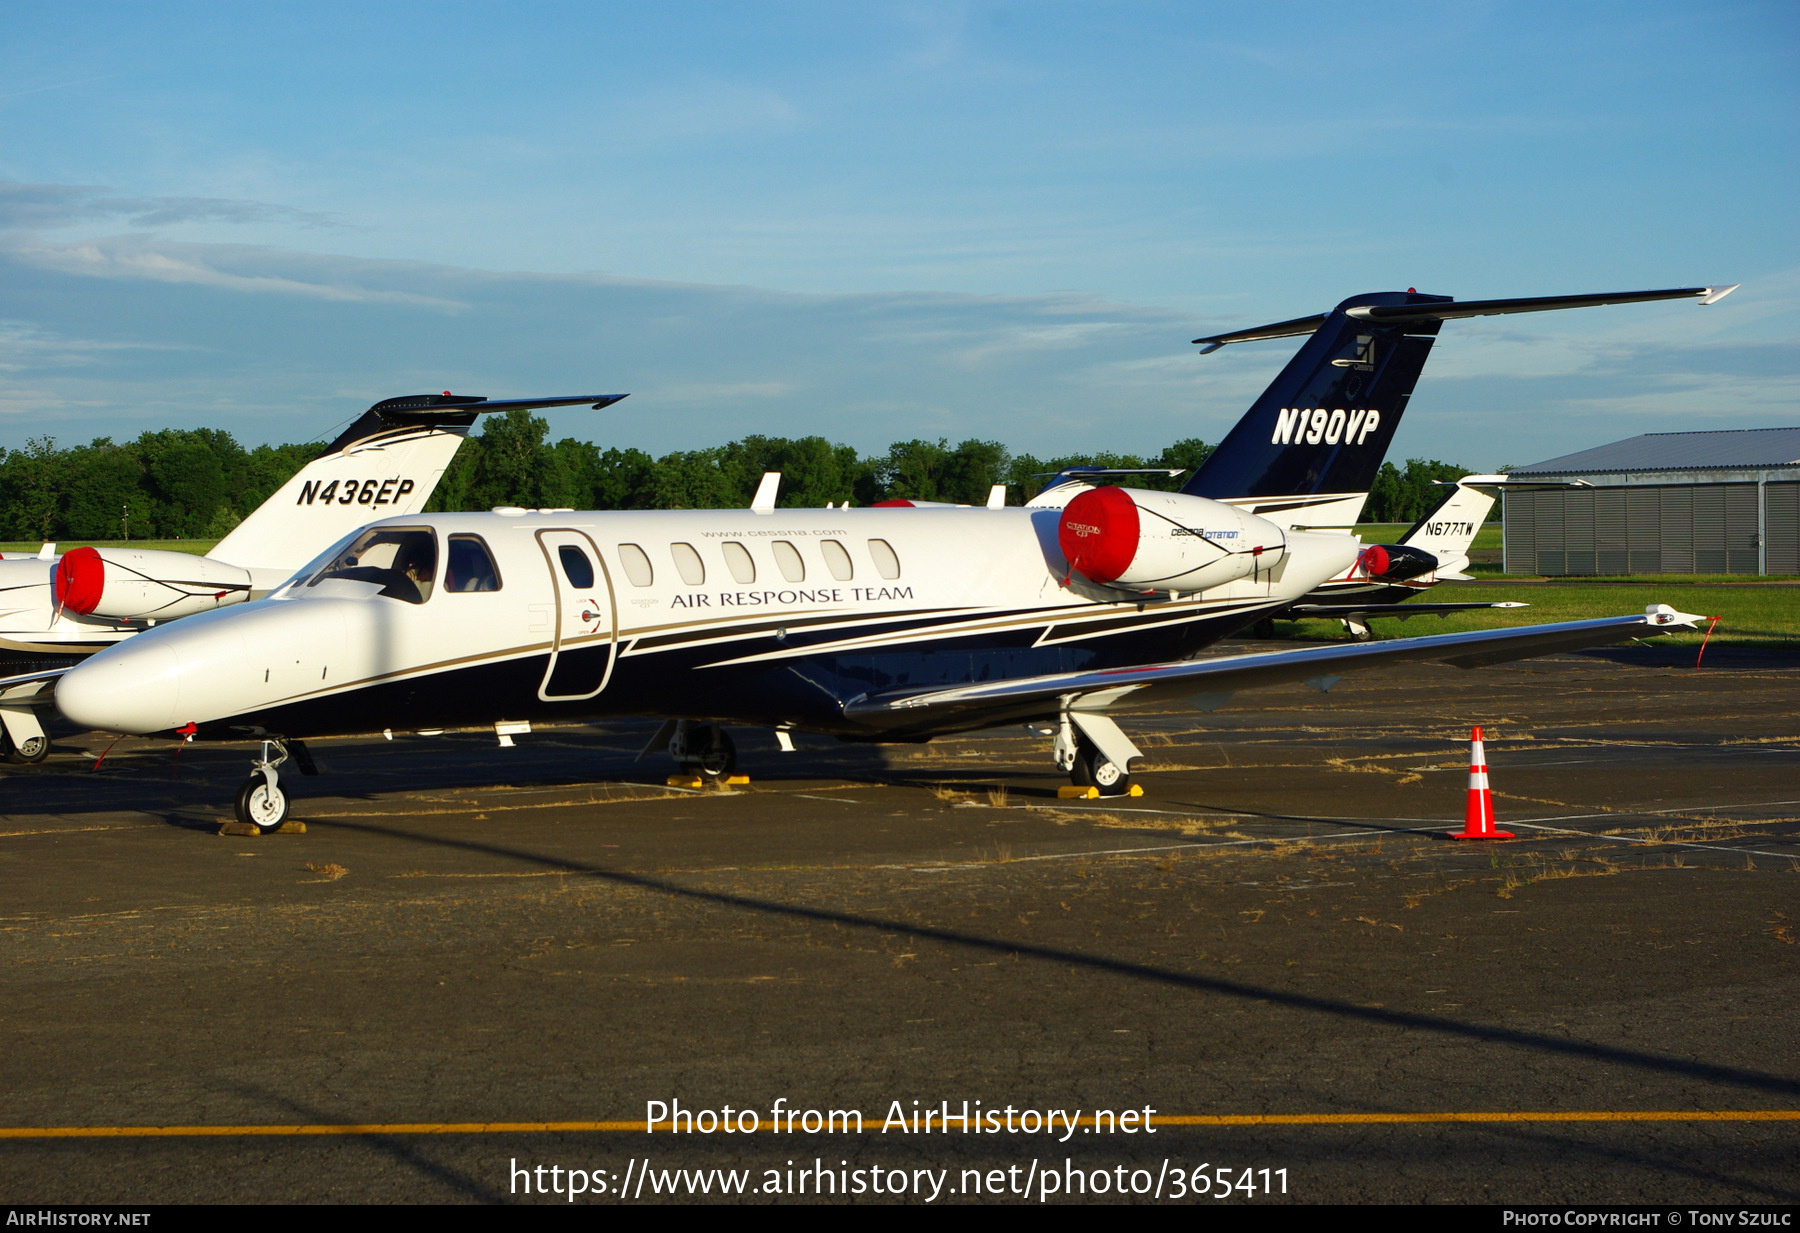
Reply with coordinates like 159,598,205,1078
8,732,50,764
1071,740,1133,797
235,774,290,833
691,725,738,779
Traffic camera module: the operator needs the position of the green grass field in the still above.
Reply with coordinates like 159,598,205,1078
1,540,217,556
1280,580,1798,647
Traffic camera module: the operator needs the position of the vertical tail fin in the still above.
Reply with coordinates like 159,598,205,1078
1183,291,1450,506
206,410,477,576
1397,476,1503,576
208,392,625,578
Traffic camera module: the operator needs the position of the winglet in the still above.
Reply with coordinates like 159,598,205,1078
1698,284,1740,305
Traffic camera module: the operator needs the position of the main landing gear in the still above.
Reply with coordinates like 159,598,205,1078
0,726,50,764
669,720,738,782
1052,710,1141,797
0,708,51,764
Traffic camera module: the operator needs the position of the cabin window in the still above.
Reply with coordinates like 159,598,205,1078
820,539,854,581
309,527,437,604
617,543,653,587
559,545,596,589
772,540,805,582
868,538,901,580
445,535,502,592
722,541,756,584
671,542,705,586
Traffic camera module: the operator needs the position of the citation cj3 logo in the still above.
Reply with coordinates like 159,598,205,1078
1271,407,1382,446
1064,521,1103,539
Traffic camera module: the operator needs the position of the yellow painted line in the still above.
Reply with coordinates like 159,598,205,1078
2,1111,1798,1139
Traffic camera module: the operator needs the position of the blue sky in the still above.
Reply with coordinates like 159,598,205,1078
1,2,1794,468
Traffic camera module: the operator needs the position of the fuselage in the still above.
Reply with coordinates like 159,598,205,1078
0,557,135,661
54,503,1360,744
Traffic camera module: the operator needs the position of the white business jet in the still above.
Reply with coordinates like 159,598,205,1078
0,393,622,762
44,286,1730,827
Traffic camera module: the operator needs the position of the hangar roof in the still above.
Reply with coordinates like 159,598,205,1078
1515,426,1800,475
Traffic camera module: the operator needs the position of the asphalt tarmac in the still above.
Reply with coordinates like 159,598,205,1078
1,642,1796,1204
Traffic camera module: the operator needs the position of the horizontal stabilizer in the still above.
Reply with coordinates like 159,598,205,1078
1193,286,1734,351
367,393,628,421
323,393,628,455
1347,286,1734,325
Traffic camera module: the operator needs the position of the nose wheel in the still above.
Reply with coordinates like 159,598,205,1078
236,775,290,832
235,740,293,833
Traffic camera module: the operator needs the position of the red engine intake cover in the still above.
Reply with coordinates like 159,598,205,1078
1358,545,1391,578
1058,485,1139,584
53,545,105,615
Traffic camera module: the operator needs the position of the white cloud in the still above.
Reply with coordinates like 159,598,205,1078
4,236,468,311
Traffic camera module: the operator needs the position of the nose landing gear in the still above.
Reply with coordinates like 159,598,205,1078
236,740,291,833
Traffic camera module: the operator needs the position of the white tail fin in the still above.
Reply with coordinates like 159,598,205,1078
208,421,470,577
1398,475,1503,575
207,392,626,581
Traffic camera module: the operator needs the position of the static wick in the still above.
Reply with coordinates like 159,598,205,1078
91,735,122,771
1694,616,1721,669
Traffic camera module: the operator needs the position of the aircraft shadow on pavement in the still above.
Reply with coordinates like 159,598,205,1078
300,815,1800,1106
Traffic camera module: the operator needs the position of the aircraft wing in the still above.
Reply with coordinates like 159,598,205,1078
1287,601,1529,619
0,667,67,705
842,606,1701,729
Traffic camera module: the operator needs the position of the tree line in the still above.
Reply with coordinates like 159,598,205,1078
0,409,1479,542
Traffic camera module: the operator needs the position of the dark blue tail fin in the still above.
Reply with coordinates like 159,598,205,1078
1182,290,1450,500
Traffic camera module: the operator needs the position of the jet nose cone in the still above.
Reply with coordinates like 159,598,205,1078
56,642,181,735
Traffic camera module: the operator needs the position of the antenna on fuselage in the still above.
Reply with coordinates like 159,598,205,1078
751,472,781,512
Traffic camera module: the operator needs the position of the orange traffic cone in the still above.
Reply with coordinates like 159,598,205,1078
1449,726,1513,840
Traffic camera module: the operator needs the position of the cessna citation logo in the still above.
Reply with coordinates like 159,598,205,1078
1064,521,1103,538
296,478,417,507
1271,407,1381,446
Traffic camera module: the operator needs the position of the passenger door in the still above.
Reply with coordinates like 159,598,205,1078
535,529,616,701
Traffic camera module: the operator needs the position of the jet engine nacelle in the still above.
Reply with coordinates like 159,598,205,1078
1357,543,1439,582
52,546,253,621
1056,486,1286,592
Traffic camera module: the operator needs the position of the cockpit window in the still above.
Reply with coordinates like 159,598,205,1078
446,535,503,592
309,527,438,604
